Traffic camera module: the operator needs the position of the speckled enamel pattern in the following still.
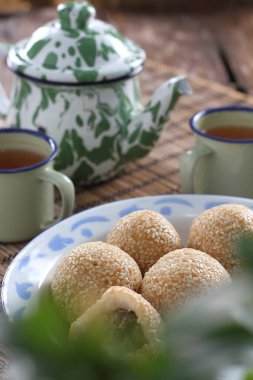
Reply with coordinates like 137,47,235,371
4,1,191,184
7,2,145,83
7,75,190,184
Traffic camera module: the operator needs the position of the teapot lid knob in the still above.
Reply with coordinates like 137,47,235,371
57,1,96,31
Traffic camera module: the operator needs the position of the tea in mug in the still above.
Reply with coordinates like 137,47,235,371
206,126,253,140
0,148,46,169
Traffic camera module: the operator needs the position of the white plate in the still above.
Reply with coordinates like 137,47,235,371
2,194,253,320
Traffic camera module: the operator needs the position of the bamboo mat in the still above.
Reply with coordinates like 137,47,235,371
1,60,253,374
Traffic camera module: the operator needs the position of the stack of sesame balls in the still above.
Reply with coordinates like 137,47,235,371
51,204,253,349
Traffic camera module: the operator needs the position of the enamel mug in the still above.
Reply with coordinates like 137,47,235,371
180,106,253,198
0,129,75,243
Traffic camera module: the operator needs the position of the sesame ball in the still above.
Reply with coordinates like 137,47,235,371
188,204,253,273
107,210,183,274
141,248,231,317
51,241,142,323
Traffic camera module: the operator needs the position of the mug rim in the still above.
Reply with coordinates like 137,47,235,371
0,128,57,174
190,106,253,144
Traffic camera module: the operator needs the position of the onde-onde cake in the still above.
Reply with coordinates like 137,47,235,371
107,210,183,274
141,248,231,317
188,204,253,273
69,286,163,351
51,241,142,323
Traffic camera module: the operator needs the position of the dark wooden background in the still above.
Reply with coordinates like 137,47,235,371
1,2,253,95
1,0,253,13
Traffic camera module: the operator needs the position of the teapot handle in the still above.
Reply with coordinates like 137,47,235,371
0,83,10,119
0,42,11,119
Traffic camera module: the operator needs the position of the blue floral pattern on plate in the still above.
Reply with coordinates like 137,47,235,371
2,194,253,321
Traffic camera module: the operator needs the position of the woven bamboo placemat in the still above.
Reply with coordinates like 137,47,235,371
1,60,253,375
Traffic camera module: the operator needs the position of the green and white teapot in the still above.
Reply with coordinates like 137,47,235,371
0,1,191,184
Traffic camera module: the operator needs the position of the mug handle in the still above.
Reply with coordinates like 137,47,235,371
38,167,75,230
0,43,11,119
180,145,213,193
0,83,10,119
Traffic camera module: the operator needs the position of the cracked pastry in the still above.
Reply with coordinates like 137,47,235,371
69,286,164,352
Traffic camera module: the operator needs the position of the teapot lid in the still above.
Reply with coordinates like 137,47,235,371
7,1,146,84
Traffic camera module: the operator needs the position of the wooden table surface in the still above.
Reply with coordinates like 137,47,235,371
1,4,253,374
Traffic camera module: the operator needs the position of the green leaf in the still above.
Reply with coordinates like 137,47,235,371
66,30,80,39
99,102,115,116
47,87,59,103
27,38,51,59
78,37,97,67
123,145,149,161
116,137,122,158
73,69,98,82
64,98,70,112
68,46,76,56
95,116,110,138
41,88,49,110
88,135,115,164
58,4,74,31
128,123,142,144
140,130,159,146
75,57,82,68
107,30,125,42
148,101,161,123
16,64,26,73
118,92,132,124
73,161,94,184
54,130,74,170
88,112,96,128
14,79,32,109
42,52,58,69
159,115,167,125
76,115,84,127
71,129,86,160
32,88,51,125
116,117,127,139
15,113,21,129
100,43,116,61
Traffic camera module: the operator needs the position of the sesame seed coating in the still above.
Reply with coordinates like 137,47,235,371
51,242,142,323
141,248,231,317
188,204,253,273
70,286,164,349
107,210,183,274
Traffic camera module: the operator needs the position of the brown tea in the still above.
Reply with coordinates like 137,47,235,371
206,126,253,140
0,148,46,169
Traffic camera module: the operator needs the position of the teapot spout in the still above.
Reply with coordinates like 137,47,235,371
122,76,192,162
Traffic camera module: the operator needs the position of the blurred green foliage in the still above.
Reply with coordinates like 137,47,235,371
2,237,253,380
